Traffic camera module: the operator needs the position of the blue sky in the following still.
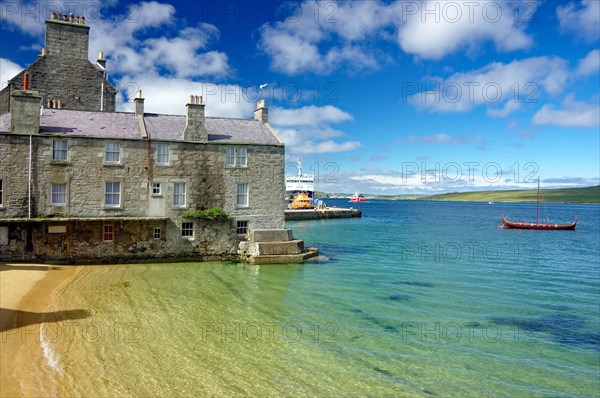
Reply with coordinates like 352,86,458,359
1,0,599,194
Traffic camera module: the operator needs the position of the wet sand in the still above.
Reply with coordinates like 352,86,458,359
0,263,80,397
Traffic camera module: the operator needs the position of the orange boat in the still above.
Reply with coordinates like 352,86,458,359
290,193,313,209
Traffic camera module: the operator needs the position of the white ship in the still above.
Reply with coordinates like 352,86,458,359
285,159,315,206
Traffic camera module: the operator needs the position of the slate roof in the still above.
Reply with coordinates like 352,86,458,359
0,109,281,146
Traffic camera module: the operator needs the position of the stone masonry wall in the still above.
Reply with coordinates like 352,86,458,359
3,56,116,113
0,219,238,263
45,20,89,60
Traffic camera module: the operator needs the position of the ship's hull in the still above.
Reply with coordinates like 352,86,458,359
501,214,577,230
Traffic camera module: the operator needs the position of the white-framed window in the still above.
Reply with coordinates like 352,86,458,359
157,144,169,165
153,228,161,240
105,143,120,163
236,147,247,167
173,182,186,207
0,179,3,207
51,183,66,205
52,140,68,161
236,220,248,235
103,225,114,242
104,182,121,207
225,147,247,167
152,182,161,195
237,183,249,207
181,222,193,238
225,147,235,166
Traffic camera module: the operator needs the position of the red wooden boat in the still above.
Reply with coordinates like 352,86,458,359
501,214,577,230
501,178,577,230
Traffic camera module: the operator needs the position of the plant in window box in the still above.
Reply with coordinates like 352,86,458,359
182,207,229,221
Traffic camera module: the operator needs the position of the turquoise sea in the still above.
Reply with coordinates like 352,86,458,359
37,200,599,397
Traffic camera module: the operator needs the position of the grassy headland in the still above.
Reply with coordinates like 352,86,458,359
418,185,600,203
317,186,600,203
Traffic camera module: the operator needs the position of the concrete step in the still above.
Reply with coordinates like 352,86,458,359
256,239,304,255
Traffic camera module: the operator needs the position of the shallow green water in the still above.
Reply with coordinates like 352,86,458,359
44,201,599,397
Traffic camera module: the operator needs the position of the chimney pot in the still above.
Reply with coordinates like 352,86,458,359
57,99,62,109
41,48,46,56
99,51,104,60
51,11,56,20
81,16,85,24
69,13,74,22
57,12,62,20
23,72,30,91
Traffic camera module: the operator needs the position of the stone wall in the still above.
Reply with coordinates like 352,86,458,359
0,218,239,263
2,56,116,113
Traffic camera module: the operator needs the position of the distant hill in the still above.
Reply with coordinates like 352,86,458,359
417,185,600,203
316,186,600,203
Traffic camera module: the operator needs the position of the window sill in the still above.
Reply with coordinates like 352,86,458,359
50,160,70,166
103,163,123,167
50,204,67,207
155,163,171,167
103,206,123,210
151,194,163,198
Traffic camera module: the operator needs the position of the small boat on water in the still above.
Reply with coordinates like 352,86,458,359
501,178,577,230
501,214,577,230
350,193,366,203
289,192,314,209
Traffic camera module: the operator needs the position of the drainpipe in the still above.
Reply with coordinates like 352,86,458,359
100,82,104,111
28,134,32,219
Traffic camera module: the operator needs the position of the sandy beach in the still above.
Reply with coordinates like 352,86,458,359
0,263,82,397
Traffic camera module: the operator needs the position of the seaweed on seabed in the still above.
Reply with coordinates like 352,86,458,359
395,280,436,288
351,308,400,333
490,314,600,351
387,293,411,302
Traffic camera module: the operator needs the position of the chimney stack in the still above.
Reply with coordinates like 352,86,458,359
183,95,207,142
45,12,90,60
97,51,107,69
254,100,268,124
11,87,41,135
134,90,144,116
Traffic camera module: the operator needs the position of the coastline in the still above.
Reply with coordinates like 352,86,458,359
0,263,80,397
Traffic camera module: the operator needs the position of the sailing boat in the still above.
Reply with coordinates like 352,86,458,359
501,178,577,230
488,196,494,205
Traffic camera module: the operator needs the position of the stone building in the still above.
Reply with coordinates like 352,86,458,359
0,13,313,263
0,12,116,114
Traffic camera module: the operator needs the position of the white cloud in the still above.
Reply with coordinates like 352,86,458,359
575,49,600,76
532,95,600,128
270,105,353,127
557,0,600,42
487,100,521,117
405,133,465,145
115,74,253,118
398,0,533,60
89,3,230,79
270,105,361,154
0,58,23,88
258,1,395,75
408,56,569,114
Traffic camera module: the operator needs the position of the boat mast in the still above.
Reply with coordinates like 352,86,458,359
536,177,540,224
